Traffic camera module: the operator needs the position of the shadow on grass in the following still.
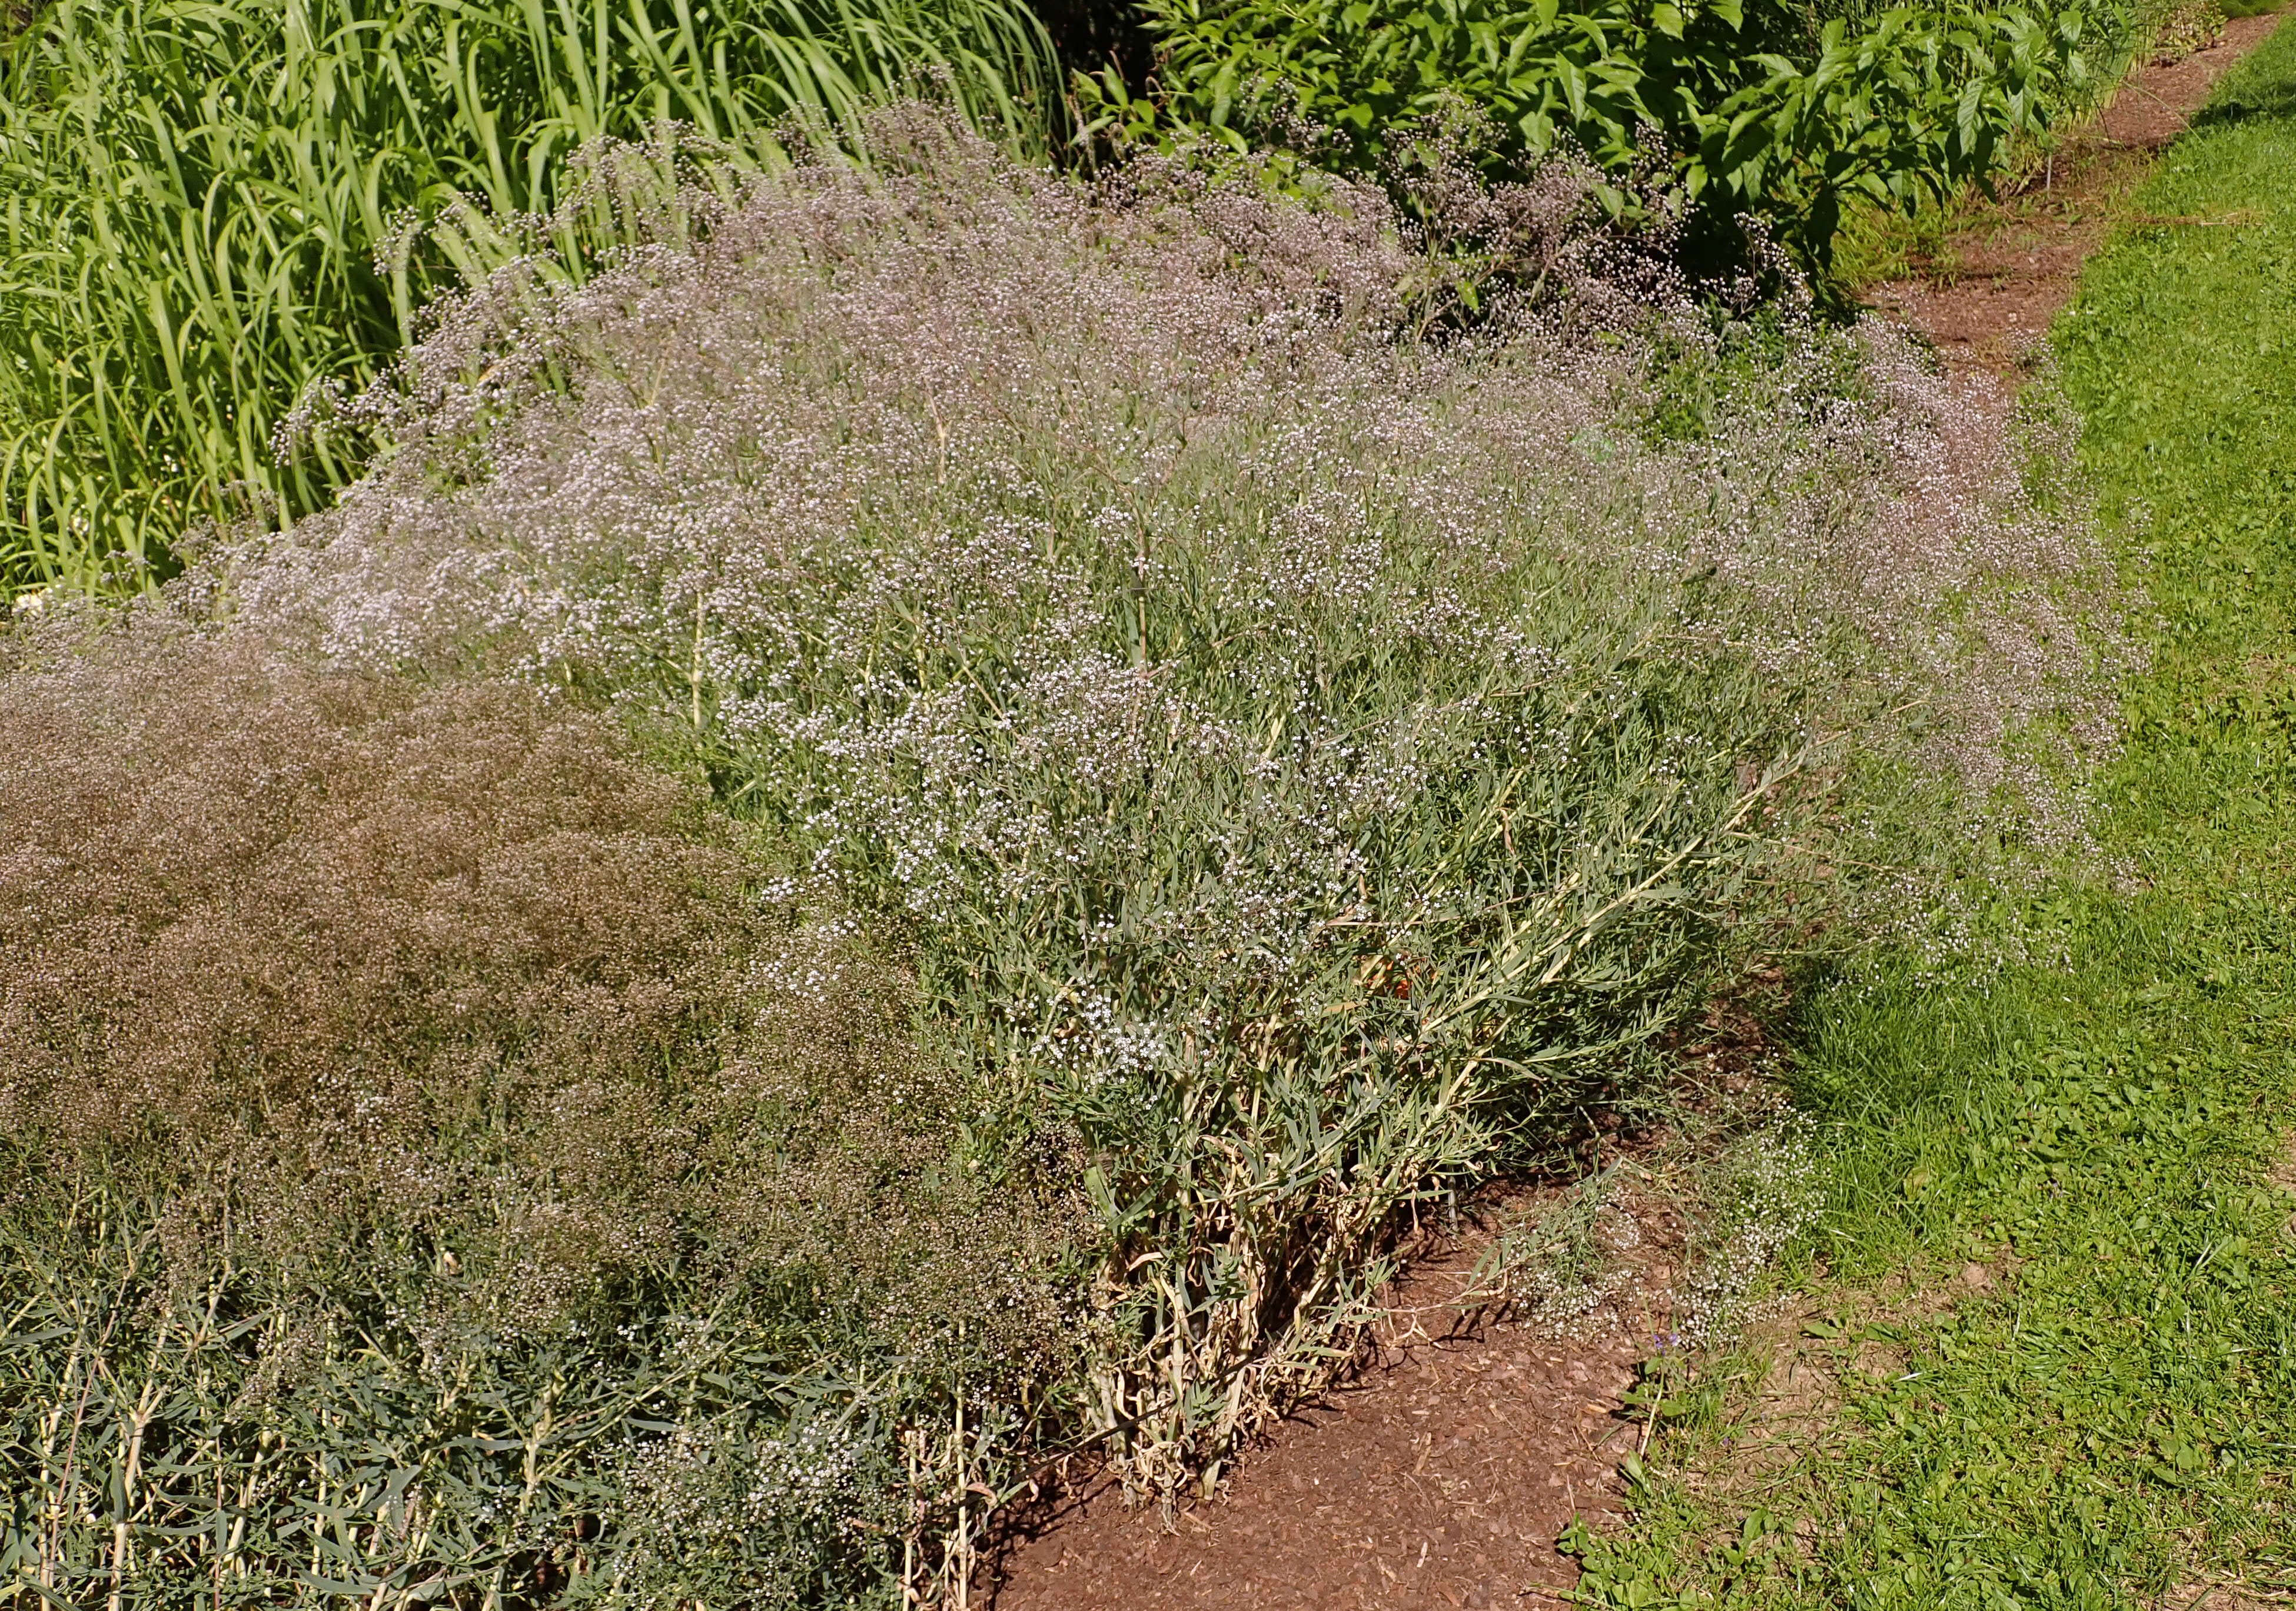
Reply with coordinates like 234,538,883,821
2189,83,2296,128
2191,10,2296,128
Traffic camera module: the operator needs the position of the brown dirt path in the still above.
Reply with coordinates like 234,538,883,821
985,1221,1677,1611
1868,8,2291,377
983,14,2291,1607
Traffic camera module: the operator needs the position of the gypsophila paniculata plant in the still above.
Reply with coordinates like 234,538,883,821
0,616,1079,1607
7,104,2134,1602
198,108,2135,1504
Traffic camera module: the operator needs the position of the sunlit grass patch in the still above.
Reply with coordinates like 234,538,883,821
1575,16,2296,1605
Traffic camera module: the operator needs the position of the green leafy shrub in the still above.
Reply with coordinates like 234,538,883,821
0,0,1059,593
1086,0,2119,261
2147,0,2225,60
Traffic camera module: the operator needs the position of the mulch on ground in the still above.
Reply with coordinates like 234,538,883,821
985,1232,1674,1611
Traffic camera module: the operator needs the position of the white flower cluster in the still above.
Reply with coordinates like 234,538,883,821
1674,1116,1825,1348
740,1414,874,1529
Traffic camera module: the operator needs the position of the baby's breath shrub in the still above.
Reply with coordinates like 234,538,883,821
0,630,745,1274
210,111,2132,1513
0,621,1078,1605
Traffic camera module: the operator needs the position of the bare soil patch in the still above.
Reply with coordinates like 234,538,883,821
2271,1130,2296,1241
1867,9,2288,377
2161,1587,2293,1610
985,1201,1680,1609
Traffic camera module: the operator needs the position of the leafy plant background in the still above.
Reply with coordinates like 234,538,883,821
0,0,1059,589
1089,0,2119,263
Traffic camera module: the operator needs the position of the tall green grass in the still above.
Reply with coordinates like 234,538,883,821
0,0,1059,592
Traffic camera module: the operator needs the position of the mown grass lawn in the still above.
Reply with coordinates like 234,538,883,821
1577,18,2296,1607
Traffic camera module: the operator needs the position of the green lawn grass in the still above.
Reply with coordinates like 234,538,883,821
1575,16,2296,1607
